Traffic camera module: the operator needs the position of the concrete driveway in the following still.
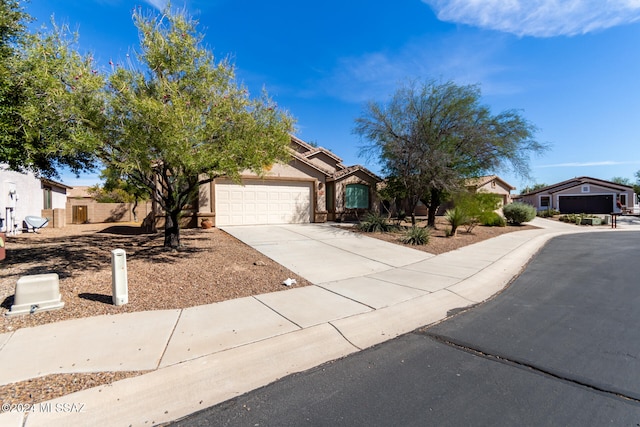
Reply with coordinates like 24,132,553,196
220,222,562,316
220,223,434,284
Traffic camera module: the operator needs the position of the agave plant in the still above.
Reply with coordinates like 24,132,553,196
401,226,430,245
444,207,469,237
357,212,396,232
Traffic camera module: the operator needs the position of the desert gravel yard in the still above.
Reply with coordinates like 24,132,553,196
0,224,312,333
0,219,535,406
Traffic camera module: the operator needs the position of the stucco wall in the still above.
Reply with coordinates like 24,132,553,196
477,182,512,202
0,167,43,233
333,171,379,217
305,152,339,174
50,185,67,209
523,183,636,212
66,199,153,224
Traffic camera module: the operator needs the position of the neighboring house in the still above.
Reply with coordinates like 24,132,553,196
0,165,70,233
517,176,639,214
197,136,382,226
464,175,516,207
67,185,93,201
414,175,515,216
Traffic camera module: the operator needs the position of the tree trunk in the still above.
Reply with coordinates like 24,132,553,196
164,210,181,249
408,196,418,226
427,188,443,228
132,198,138,222
427,206,437,228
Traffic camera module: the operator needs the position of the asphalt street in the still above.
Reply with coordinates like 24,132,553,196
169,231,640,426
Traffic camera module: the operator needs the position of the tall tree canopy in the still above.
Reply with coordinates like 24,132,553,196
0,0,29,163
355,80,546,226
103,8,294,248
611,176,632,186
0,0,103,177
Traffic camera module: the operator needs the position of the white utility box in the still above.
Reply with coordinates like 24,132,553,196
7,273,64,316
111,249,128,306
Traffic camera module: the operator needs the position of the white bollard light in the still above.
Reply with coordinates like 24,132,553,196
111,249,128,306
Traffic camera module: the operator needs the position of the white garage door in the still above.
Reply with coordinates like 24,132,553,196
215,180,312,226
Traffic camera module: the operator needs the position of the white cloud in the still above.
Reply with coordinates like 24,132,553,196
144,0,169,11
423,0,640,37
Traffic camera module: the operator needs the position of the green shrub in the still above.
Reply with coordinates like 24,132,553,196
559,214,576,223
454,191,501,218
357,212,396,232
401,226,430,245
559,213,598,225
537,208,560,218
453,191,501,232
444,207,469,236
463,217,480,233
480,211,506,227
503,202,536,225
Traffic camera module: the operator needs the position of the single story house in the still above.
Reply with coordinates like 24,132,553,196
414,175,516,216
464,175,516,207
197,136,382,226
517,176,639,214
0,165,70,232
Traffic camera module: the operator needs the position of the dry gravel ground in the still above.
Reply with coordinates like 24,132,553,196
0,224,312,333
0,219,535,407
347,217,537,255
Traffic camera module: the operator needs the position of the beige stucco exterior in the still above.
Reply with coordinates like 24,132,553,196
517,176,639,214
198,136,381,226
466,175,516,207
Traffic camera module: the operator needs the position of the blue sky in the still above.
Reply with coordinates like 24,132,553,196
26,0,640,192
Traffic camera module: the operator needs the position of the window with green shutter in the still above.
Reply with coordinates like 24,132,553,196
345,184,369,209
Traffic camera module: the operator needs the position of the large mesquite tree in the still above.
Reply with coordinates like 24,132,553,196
0,0,103,177
103,8,294,248
355,80,546,227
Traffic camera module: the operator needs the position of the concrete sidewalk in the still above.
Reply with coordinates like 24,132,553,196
0,217,624,426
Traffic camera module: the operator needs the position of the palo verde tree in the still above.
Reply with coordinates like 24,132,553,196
0,0,30,170
103,8,294,248
355,79,546,227
0,0,103,177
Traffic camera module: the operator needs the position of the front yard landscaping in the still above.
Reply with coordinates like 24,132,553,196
0,217,536,406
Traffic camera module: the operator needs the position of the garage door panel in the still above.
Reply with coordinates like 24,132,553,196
559,195,613,214
215,181,312,226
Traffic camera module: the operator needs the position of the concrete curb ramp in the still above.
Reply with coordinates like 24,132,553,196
1,218,635,426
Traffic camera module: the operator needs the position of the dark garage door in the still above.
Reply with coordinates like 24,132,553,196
559,195,613,214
